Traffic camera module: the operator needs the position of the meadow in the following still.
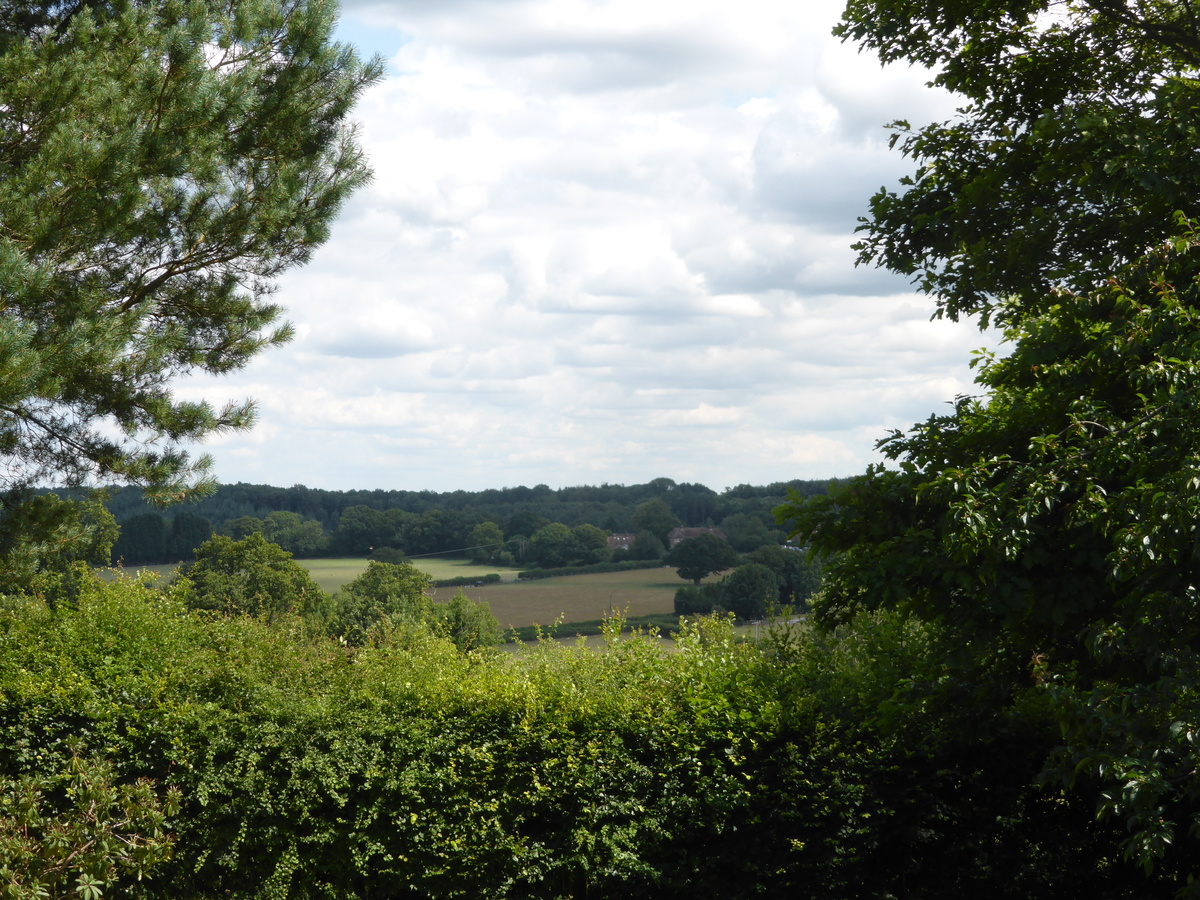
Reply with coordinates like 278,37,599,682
298,556,501,591
104,555,500,590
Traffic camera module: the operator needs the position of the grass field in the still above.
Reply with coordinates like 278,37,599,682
299,557,520,592
105,557,519,592
105,557,716,632
104,562,180,581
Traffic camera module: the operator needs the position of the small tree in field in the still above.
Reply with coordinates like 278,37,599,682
436,591,503,652
330,560,434,646
666,534,740,585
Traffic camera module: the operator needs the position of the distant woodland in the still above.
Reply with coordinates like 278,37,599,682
100,477,833,566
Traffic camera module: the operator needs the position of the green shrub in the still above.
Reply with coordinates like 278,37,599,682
433,572,502,587
673,583,722,615
517,559,663,580
328,560,433,645
435,590,503,651
0,580,1157,898
0,748,180,900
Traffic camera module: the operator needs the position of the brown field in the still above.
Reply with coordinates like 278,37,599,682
103,557,720,631
429,567,717,631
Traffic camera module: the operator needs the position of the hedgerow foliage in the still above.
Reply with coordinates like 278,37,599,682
0,572,1165,898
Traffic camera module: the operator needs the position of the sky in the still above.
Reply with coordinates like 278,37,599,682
183,0,996,494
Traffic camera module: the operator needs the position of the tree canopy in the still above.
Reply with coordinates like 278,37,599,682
837,0,1200,325
778,0,1200,883
178,532,326,622
329,560,434,646
0,0,380,568
721,563,780,621
665,534,740,585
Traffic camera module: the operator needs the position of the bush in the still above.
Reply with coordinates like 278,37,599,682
507,613,679,643
435,590,503,651
722,563,780,620
368,546,408,564
517,560,664,580
433,573,502,587
0,579,1158,898
673,583,723,616
329,560,433,645
0,748,180,900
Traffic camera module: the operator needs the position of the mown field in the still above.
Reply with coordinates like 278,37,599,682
300,556,507,591
105,556,502,590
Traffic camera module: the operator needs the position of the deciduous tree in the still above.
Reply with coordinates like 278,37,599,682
837,0,1200,325
330,560,433,646
467,521,506,565
179,532,326,622
570,523,612,565
721,563,780,621
665,534,739,585
529,523,575,569
779,0,1200,883
435,590,503,652
630,500,681,546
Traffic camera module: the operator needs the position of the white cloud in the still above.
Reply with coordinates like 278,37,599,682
182,0,994,492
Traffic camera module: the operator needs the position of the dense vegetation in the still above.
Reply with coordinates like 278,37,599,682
8,0,1200,892
104,478,831,566
0,574,1163,898
775,0,1200,884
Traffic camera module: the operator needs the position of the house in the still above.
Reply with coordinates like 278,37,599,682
607,533,637,551
667,526,727,549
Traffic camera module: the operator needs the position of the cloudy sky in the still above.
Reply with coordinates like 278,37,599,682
186,0,995,493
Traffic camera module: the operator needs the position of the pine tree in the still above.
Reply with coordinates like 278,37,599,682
0,0,381,576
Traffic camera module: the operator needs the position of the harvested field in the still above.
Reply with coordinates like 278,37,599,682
430,567,721,632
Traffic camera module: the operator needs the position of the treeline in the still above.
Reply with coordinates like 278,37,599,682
102,477,832,566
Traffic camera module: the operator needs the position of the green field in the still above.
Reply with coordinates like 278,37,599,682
103,562,180,581
299,557,520,592
106,556,520,592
